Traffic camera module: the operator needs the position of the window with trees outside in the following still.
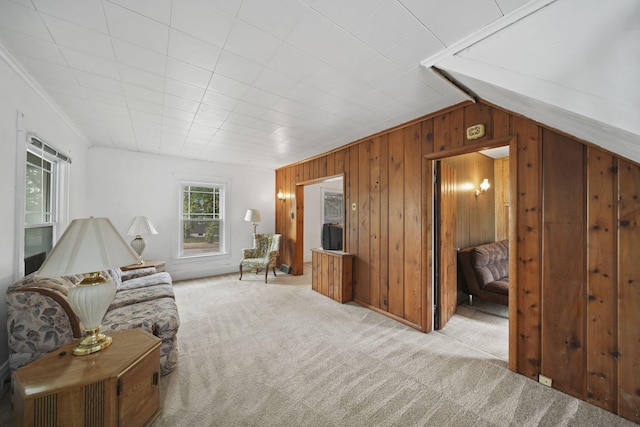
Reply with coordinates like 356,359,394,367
181,183,225,257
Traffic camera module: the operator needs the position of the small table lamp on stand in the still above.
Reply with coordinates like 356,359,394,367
36,217,140,355
125,216,158,263
244,209,261,235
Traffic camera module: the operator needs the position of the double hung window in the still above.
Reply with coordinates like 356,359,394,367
180,183,225,257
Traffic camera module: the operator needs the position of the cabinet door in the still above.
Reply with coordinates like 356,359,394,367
118,347,160,426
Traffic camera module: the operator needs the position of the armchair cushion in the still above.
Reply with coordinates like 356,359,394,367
239,234,282,282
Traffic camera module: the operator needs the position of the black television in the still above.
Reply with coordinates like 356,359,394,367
322,223,343,251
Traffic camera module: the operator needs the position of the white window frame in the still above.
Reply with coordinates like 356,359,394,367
178,180,228,259
15,133,70,278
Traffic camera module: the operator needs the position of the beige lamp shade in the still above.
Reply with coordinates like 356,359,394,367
244,209,261,223
37,217,140,277
125,216,159,236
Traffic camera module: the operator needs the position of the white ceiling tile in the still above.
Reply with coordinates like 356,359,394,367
384,27,444,70
207,73,249,99
90,101,129,117
75,70,124,94
104,1,169,54
18,57,77,84
162,106,195,122
41,14,114,59
40,79,87,98
190,121,220,134
0,0,54,40
237,0,307,40
166,57,212,88
106,0,172,25
195,104,231,121
83,87,127,107
60,47,120,79
0,28,66,64
354,55,403,88
162,116,192,130
252,67,299,96
118,64,166,92
161,125,189,137
186,128,213,141
308,0,386,33
49,92,92,110
242,87,282,108
123,82,163,104
285,9,347,59
214,50,264,85
112,39,167,74
127,97,164,115
202,90,238,110
496,0,531,15
201,0,241,16
33,0,109,33
353,1,420,54
267,44,323,81
171,0,234,47
224,20,282,66
163,94,200,113
399,0,503,46
323,35,379,75
164,78,206,102
167,29,221,70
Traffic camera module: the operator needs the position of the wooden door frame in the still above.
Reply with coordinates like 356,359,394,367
424,135,517,370
293,174,345,276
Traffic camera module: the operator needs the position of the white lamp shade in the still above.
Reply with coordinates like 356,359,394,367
125,216,158,236
244,209,261,223
37,217,140,277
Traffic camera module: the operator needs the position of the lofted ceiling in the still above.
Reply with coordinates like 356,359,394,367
0,0,636,169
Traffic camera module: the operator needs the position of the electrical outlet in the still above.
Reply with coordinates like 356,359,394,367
351,202,357,211
538,374,552,387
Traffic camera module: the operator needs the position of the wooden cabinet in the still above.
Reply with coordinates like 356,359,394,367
311,248,353,303
12,328,161,427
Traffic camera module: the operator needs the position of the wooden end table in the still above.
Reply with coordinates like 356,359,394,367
12,328,161,427
121,259,166,272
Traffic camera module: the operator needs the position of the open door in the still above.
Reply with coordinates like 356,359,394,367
435,160,457,329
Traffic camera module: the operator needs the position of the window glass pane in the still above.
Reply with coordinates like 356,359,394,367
25,164,43,225
181,183,224,256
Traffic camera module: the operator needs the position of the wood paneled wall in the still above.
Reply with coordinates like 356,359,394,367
275,101,640,423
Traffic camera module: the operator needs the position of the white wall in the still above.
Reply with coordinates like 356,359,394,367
87,147,274,281
303,178,343,262
0,54,90,373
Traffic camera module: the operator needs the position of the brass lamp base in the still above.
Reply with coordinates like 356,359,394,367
73,327,112,356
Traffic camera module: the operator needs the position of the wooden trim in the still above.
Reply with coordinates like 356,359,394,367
423,135,515,160
508,136,518,372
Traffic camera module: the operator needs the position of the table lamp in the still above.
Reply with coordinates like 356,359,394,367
36,217,140,355
125,215,158,263
244,209,261,234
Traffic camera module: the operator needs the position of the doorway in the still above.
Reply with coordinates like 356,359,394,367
432,145,512,362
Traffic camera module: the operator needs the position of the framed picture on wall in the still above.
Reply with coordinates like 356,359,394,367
322,190,344,225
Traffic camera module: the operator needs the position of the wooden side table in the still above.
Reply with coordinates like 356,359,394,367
311,248,354,303
12,329,161,427
121,259,166,272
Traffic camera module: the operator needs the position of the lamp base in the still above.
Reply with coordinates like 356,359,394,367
73,328,113,355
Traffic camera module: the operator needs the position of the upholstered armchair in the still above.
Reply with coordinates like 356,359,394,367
239,234,282,283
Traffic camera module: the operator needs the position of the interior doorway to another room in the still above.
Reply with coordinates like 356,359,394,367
301,176,344,273
433,145,511,362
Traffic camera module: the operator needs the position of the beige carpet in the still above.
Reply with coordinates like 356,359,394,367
150,269,633,427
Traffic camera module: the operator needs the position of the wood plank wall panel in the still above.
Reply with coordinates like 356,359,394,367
586,148,617,411
274,101,640,423
617,159,640,423
464,103,492,145
404,124,423,325
369,138,381,308
541,130,586,397
388,129,405,318
514,116,542,380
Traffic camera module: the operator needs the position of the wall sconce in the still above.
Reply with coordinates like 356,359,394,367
475,178,490,197
277,189,285,201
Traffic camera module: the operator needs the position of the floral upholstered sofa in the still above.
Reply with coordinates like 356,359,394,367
6,267,179,376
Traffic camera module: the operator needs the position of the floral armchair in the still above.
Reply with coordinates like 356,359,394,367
239,233,281,283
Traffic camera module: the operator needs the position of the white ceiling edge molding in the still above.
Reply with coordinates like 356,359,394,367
436,56,640,164
419,0,557,69
0,41,87,141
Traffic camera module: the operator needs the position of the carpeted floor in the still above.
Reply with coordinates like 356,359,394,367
0,269,632,426
152,269,632,426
